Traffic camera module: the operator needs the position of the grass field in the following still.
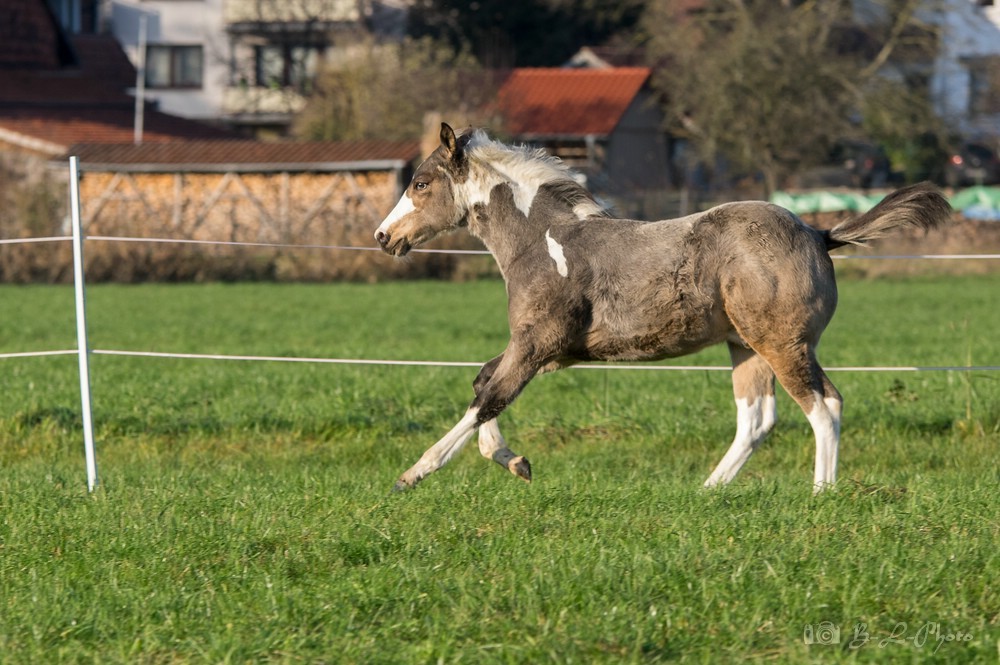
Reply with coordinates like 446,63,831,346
1,275,998,663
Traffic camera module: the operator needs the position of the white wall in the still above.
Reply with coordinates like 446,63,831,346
105,0,229,120
931,1,1000,137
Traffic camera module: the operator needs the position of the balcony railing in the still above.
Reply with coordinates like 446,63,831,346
223,86,307,122
224,0,359,27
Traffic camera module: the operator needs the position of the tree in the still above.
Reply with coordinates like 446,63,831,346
862,77,950,184
407,0,645,67
292,37,495,142
641,0,946,195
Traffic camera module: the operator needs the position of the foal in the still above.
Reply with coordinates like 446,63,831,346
375,124,951,492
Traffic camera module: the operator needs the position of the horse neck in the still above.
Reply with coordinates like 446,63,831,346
461,163,582,276
458,163,536,268
466,195,538,277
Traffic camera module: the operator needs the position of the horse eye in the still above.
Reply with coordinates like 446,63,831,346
414,181,429,191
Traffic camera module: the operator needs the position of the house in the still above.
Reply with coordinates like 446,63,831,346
494,67,675,203
106,0,233,127
930,0,1000,139
0,0,236,162
845,1,1000,142
564,45,647,69
106,0,408,137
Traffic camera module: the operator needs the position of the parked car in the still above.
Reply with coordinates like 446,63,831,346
944,142,1000,187
793,140,895,190
834,140,892,190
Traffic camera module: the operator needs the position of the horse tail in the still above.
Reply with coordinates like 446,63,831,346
822,182,952,251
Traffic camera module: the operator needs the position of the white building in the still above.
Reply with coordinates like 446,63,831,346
931,0,1000,139
103,0,383,136
107,0,229,122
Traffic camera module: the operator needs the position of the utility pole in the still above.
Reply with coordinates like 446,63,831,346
134,15,147,144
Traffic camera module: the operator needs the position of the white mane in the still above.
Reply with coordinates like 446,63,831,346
460,130,605,219
465,130,573,184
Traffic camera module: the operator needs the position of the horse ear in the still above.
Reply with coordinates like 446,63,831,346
440,123,459,158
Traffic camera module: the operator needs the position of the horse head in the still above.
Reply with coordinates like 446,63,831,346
374,123,471,257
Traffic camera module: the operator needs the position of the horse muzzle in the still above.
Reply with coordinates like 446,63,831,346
375,230,411,257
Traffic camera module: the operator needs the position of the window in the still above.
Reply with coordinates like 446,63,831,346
47,0,100,34
254,44,321,92
146,45,203,89
968,57,1000,116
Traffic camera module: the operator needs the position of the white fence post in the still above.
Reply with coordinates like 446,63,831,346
69,156,98,492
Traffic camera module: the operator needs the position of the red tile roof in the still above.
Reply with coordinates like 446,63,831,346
0,107,237,155
0,70,132,105
0,0,73,68
66,139,422,171
496,67,651,137
69,34,138,90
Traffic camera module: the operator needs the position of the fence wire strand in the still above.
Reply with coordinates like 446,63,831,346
2,233,998,374
6,232,1000,259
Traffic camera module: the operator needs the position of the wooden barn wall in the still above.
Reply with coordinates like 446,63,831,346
78,170,395,246
1,167,490,282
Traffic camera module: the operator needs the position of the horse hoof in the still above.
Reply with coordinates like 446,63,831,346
508,456,532,482
392,479,412,493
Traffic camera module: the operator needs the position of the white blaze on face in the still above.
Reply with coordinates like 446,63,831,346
375,193,416,240
545,229,569,277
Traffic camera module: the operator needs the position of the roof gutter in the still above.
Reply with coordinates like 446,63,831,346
70,159,411,173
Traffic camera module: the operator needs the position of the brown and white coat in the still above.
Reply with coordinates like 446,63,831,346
375,124,952,493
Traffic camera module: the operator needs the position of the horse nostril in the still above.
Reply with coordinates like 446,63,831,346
375,230,389,247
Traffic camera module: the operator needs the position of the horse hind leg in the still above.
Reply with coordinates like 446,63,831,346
816,371,843,491
705,343,777,487
762,344,842,493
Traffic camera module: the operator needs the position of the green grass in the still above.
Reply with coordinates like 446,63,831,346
1,276,998,663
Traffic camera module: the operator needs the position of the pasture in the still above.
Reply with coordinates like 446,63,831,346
1,275,998,663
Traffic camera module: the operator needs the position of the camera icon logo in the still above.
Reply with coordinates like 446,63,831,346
803,621,841,646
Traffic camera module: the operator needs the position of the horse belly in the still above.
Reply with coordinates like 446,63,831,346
580,300,729,362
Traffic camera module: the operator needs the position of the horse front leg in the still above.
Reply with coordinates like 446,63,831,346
478,418,532,482
392,409,481,492
473,354,532,482
394,346,540,491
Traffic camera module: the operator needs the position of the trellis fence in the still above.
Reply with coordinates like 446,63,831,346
2,157,1000,491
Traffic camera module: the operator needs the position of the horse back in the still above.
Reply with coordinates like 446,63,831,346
550,202,835,361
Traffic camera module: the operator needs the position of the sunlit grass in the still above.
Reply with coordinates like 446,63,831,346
1,276,998,662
